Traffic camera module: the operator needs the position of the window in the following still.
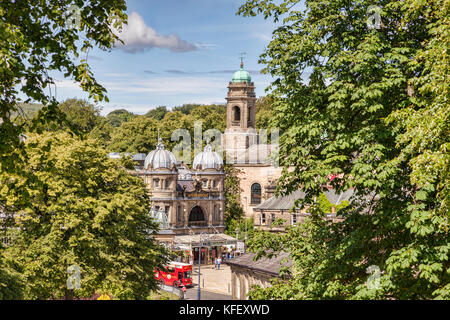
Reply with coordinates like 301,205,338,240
154,179,159,188
213,180,217,188
233,106,240,121
271,213,275,222
202,180,208,188
213,205,217,221
165,206,170,215
250,183,262,205
165,179,170,189
177,206,181,222
261,213,266,225
292,214,297,225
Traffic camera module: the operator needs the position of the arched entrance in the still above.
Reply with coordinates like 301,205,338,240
188,206,206,225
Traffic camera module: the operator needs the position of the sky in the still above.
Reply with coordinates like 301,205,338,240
52,0,279,116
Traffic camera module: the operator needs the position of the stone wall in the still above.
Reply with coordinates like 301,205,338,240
233,164,283,219
230,265,274,300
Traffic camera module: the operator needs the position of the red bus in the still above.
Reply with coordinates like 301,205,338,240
154,262,193,288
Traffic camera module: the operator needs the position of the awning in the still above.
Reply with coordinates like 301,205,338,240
173,233,237,248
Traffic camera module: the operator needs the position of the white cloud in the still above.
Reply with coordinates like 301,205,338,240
252,32,272,42
101,77,224,94
114,11,197,53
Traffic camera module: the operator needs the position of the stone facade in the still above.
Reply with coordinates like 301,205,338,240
226,251,292,300
233,164,283,220
231,266,272,300
135,160,226,237
131,140,230,264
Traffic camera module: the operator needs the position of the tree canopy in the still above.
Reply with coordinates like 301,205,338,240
0,0,127,174
0,132,167,299
239,0,449,299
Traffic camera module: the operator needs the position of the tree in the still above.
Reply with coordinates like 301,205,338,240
238,0,449,299
145,106,168,120
172,104,200,115
0,0,127,173
105,109,136,128
0,244,25,300
0,132,167,299
58,98,101,134
255,96,275,130
224,165,245,236
190,104,226,132
88,118,114,148
107,116,159,154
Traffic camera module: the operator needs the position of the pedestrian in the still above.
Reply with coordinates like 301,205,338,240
214,257,217,269
217,257,221,270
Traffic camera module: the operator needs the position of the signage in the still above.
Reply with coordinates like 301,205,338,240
236,241,245,253
186,191,209,198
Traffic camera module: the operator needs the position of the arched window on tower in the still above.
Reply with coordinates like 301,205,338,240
251,183,262,205
233,106,240,121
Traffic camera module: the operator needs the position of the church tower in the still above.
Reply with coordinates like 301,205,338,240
222,59,258,163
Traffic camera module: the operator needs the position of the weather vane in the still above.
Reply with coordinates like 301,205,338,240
239,52,246,68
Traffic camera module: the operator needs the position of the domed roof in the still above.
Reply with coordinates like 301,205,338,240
232,62,251,83
193,143,223,170
144,138,177,169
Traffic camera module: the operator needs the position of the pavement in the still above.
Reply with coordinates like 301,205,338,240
187,263,232,300
184,286,231,300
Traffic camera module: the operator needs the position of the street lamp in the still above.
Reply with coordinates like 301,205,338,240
197,231,209,300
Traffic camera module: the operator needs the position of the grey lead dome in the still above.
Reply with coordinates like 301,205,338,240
193,143,223,170
144,138,177,169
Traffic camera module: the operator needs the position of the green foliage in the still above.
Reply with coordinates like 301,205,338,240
58,99,101,134
145,106,168,120
227,218,255,241
172,104,201,115
108,116,159,154
105,104,226,156
239,0,449,300
255,96,275,130
0,132,168,299
224,165,245,236
105,109,137,128
0,248,25,299
318,193,349,214
146,290,180,300
0,0,127,173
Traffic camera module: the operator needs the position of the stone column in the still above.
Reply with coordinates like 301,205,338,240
239,274,245,300
231,271,237,300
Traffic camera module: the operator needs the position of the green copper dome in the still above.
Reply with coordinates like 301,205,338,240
232,65,251,83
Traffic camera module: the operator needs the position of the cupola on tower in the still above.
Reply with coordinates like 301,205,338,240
222,59,258,163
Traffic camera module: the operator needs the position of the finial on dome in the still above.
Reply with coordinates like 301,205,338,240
156,130,164,150
239,52,246,69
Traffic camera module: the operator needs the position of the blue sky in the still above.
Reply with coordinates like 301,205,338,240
53,0,279,115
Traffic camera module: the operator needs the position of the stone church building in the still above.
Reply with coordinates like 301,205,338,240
221,61,284,225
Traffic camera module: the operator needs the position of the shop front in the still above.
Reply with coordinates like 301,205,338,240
172,233,237,265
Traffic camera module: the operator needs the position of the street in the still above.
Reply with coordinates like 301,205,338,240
184,285,232,300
